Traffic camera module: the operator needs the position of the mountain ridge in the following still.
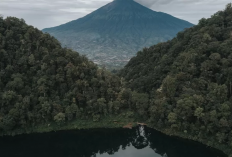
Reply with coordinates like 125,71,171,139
43,0,193,69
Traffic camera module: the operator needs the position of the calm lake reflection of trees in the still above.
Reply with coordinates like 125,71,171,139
0,127,226,157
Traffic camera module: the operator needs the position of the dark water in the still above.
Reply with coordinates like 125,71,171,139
0,126,226,157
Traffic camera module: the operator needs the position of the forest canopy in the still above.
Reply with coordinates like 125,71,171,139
0,16,138,134
120,3,232,155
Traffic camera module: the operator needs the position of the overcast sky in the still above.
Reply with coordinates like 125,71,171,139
0,0,231,30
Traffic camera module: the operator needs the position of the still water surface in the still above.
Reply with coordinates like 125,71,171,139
0,126,226,157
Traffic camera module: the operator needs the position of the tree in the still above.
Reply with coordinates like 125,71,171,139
131,92,149,118
162,75,177,99
168,112,177,124
54,113,65,125
194,107,204,120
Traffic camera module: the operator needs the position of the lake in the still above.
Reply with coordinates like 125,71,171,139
0,126,226,157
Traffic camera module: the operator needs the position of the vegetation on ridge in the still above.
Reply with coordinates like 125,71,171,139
120,3,232,156
0,16,145,135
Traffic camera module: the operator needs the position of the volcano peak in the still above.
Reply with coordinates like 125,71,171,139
43,0,193,69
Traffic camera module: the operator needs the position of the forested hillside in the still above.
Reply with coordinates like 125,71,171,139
120,4,232,155
0,16,137,135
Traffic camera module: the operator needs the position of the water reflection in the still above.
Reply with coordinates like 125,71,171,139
0,126,226,157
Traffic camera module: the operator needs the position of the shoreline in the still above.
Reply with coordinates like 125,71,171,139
146,123,230,157
0,115,230,156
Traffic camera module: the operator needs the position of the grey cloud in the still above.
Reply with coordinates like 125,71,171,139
134,0,173,7
0,0,110,29
149,0,230,24
134,0,159,7
134,0,230,24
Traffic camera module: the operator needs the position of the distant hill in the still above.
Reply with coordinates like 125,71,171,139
43,0,193,69
120,3,232,155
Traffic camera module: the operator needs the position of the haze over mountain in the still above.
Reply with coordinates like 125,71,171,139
43,0,193,69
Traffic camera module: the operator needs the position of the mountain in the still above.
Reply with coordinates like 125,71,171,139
120,3,232,156
43,0,193,69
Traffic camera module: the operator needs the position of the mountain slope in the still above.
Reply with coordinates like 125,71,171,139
43,0,193,69
0,16,133,135
120,3,232,155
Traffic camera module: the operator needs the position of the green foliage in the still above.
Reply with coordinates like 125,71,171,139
54,113,65,125
131,91,149,118
0,17,132,133
194,107,204,120
168,112,177,124
120,3,232,154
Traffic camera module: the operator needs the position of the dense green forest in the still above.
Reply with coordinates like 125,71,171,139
1,3,232,157
0,16,144,135
120,3,232,156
